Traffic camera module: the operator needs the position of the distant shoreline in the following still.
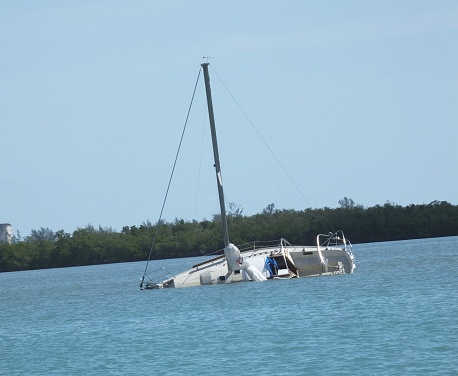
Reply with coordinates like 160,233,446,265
1,200,457,273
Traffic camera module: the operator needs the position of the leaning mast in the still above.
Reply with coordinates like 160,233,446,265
201,62,230,247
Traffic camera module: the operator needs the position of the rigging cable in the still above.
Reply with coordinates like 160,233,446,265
140,68,201,289
209,65,311,208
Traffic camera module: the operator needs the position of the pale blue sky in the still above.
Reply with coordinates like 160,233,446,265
1,1,457,236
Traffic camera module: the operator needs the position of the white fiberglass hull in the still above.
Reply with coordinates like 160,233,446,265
146,237,355,289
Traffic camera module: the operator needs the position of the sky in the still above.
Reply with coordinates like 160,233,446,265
1,1,457,237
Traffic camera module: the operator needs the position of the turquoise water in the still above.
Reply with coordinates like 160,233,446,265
1,237,457,375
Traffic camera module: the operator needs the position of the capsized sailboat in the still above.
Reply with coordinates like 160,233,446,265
140,62,355,289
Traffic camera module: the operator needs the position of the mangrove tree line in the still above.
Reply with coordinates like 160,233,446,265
0,199,457,272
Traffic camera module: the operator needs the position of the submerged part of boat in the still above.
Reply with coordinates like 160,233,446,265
140,62,356,290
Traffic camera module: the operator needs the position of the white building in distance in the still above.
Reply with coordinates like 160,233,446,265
0,223,13,244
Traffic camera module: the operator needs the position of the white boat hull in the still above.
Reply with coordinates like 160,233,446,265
145,234,355,289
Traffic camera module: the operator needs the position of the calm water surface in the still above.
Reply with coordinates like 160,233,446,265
1,237,457,375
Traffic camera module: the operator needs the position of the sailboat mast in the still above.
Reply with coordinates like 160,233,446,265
201,62,230,247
